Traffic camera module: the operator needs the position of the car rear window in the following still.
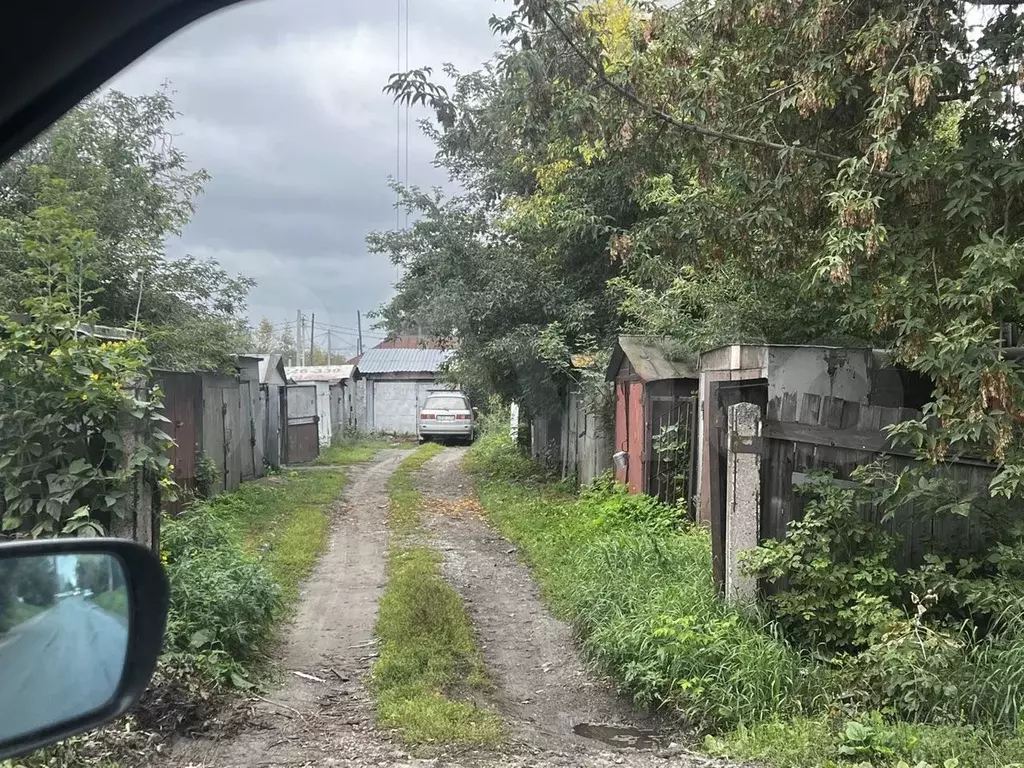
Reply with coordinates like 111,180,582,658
425,396,469,410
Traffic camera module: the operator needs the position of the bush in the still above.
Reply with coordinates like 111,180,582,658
741,474,903,652
463,413,542,483
160,506,281,687
741,472,1024,732
580,473,689,534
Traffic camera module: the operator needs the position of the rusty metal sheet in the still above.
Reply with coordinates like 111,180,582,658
287,423,320,464
156,372,202,513
627,382,645,494
614,381,628,484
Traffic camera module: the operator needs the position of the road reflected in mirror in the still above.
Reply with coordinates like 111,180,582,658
0,553,129,745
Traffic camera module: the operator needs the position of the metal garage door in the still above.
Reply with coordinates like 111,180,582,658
285,384,320,463
370,380,434,434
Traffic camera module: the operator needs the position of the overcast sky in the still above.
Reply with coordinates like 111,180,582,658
107,0,503,357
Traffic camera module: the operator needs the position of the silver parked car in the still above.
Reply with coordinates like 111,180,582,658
418,391,475,445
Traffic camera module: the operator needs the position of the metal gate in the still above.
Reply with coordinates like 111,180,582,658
648,395,698,510
285,384,320,464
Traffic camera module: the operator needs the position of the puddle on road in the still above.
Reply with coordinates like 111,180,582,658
572,723,663,750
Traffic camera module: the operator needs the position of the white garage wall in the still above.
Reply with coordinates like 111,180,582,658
368,379,438,434
314,382,333,447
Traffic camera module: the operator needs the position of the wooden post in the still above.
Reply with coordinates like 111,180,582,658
725,402,761,605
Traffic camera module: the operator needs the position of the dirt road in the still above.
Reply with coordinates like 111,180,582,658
161,448,738,768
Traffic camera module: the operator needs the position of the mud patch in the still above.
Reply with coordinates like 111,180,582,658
573,723,665,751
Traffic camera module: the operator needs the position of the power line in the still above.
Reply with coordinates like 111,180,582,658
404,0,410,232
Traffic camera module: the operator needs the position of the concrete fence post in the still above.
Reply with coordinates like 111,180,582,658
725,402,762,605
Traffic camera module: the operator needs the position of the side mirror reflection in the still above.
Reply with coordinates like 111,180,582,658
0,553,129,745
0,539,169,762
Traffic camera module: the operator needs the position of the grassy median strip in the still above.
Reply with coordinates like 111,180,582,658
372,443,502,748
315,436,414,466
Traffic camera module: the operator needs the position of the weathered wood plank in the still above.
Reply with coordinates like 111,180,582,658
799,393,821,425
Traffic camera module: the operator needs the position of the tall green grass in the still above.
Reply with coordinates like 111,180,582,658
200,469,345,603
472,475,825,729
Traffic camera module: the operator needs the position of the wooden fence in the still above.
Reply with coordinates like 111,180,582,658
158,371,288,511
714,392,996,596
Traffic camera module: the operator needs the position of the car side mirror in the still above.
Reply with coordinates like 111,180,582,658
0,538,168,760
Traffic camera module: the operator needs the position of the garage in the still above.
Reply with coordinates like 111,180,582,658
369,379,439,434
354,346,453,435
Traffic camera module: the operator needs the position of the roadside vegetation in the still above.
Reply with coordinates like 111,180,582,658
92,587,128,618
372,443,502,748
466,424,1024,768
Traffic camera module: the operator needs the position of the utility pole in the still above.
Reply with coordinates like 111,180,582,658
296,309,304,366
357,311,364,356
309,313,316,363
327,330,332,365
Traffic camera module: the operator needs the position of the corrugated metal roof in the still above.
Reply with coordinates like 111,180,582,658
607,336,697,382
285,365,354,383
357,348,452,375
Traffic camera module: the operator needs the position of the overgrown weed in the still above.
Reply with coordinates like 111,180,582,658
465,428,1024,767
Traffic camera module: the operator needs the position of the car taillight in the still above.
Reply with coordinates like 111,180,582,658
420,413,435,419
455,414,469,420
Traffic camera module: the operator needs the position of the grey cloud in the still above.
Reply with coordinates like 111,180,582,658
107,0,505,336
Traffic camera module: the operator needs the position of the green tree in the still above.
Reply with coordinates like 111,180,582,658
75,555,121,595
0,557,58,608
250,316,277,353
0,177,173,539
389,0,1024,492
277,323,297,366
0,87,253,372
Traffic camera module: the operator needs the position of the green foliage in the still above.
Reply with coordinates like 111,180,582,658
741,474,903,652
0,87,252,372
160,508,281,687
0,260,173,539
92,587,128,618
707,714,1024,768
467,431,1024,764
199,469,345,605
386,0,1024,507
579,472,687,535
462,406,543,483
741,471,1024,730
158,469,346,687
193,452,219,500
0,556,55,632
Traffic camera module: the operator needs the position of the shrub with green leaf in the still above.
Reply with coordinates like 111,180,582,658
741,474,903,653
0,196,173,539
160,506,281,688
